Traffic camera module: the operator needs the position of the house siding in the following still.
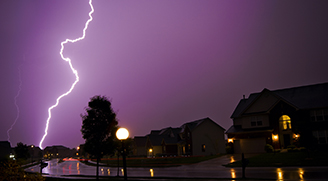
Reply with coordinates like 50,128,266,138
192,120,225,155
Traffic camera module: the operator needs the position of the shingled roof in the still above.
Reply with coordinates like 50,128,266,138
145,117,224,146
231,82,328,118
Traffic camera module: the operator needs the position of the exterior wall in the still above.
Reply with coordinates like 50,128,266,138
233,118,242,126
192,120,225,155
234,138,266,153
134,146,147,156
242,114,270,129
165,144,178,155
152,146,162,156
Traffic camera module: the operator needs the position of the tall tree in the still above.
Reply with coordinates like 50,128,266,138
81,95,118,180
14,142,30,160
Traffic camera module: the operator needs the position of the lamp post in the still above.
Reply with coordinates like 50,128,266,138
31,145,34,163
116,128,129,181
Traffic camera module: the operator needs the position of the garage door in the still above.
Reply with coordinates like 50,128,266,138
234,138,266,153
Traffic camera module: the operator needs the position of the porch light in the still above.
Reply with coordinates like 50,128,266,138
272,134,279,141
228,138,234,143
149,148,153,153
294,134,300,138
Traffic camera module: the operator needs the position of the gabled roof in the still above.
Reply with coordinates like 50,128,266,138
231,82,328,118
147,127,182,146
140,117,225,146
180,117,225,132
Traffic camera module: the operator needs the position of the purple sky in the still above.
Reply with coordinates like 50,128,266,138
1,0,328,149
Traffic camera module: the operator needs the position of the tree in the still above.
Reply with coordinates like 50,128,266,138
14,142,30,160
81,95,118,180
0,160,44,181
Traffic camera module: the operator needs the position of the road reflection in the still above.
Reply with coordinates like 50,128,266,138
150,168,154,177
230,168,236,180
25,158,326,180
230,155,235,163
299,168,304,180
277,168,283,180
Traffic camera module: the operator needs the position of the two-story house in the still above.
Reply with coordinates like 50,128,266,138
226,82,328,153
134,117,226,156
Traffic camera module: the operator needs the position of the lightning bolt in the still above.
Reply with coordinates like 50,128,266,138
39,0,94,149
7,64,23,146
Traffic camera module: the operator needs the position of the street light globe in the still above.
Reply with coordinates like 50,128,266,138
116,128,129,140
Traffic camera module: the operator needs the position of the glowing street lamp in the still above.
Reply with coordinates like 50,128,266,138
116,128,129,181
116,128,129,140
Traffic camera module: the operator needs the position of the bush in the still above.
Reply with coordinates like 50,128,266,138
265,144,274,153
287,144,296,149
274,149,281,153
225,146,234,154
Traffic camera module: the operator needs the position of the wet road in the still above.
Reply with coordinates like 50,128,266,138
25,155,328,180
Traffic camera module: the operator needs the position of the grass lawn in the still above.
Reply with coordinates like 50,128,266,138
83,155,221,167
224,151,328,167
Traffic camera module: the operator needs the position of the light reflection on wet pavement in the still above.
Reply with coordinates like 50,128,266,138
25,155,328,180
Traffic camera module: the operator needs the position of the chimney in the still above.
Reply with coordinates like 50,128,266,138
243,95,245,99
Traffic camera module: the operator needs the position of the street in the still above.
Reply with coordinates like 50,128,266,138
25,155,328,180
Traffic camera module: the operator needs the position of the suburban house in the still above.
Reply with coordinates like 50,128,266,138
133,117,226,157
27,145,42,161
0,141,12,160
43,145,75,158
226,82,328,153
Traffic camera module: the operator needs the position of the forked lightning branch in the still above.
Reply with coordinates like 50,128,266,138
39,0,94,149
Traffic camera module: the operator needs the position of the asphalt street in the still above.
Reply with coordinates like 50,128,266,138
25,154,328,180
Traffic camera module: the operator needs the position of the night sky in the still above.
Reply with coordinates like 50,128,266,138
1,0,328,149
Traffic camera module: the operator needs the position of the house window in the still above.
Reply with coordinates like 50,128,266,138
279,115,292,130
313,130,328,144
202,144,206,152
311,109,328,122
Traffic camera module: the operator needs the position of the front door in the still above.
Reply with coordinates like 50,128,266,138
283,134,291,147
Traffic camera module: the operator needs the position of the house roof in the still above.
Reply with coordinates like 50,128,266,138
139,117,225,146
148,127,182,145
180,117,225,132
231,82,328,118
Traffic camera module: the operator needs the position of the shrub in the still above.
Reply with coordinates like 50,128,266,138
274,149,281,153
287,144,296,149
265,144,274,153
225,146,234,154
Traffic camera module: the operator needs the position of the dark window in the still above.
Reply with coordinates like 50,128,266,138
257,121,263,126
313,130,328,144
251,121,256,126
316,110,324,121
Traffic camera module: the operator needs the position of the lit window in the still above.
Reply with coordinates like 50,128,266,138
280,115,291,130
